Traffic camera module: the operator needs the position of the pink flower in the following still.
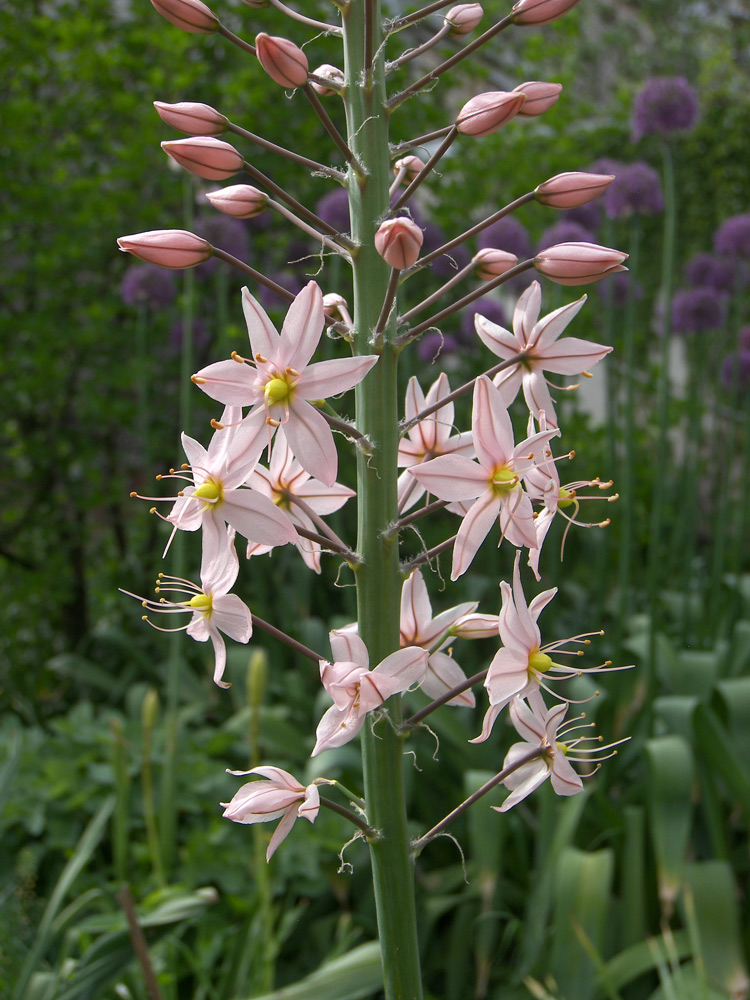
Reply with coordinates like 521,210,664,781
313,631,428,755
151,0,220,33
473,248,519,281
245,430,355,572
494,691,583,811
399,570,478,707
222,766,320,859
513,81,562,117
161,137,243,180
535,171,615,209
398,373,474,511
534,241,628,286
117,229,212,269
205,184,269,219
158,407,297,572
310,64,345,96
511,0,582,27
122,528,252,688
444,3,484,36
474,280,611,427
192,282,378,486
408,376,558,579
255,33,309,89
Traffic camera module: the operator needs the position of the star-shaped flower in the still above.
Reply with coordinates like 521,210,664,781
474,280,611,427
192,282,379,485
313,631,428,755
408,376,558,579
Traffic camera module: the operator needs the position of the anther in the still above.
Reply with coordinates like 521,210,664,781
582,371,593,378
568,450,575,459
149,506,157,514
155,475,163,481
191,375,207,384
181,464,189,470
285,366,301,377
130,491,137,498
210,419,225,430
255,352,267,363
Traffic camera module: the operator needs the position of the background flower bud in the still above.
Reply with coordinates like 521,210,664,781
444,3,484,36
151,0,219,33
511,0,582,26
393,156,425,185
322,292,348,318
375,218,423,270
456,91,526,137
117,230,213,269
256,33,309,89
154,101,228,136
473,248,519,280
206,184,269,218
161,137,243,180
310,64,345,96
534,241,628,286
513,81,562,117
535,172,615,209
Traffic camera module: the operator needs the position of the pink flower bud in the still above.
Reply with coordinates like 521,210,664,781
473,248,519,280
150,0,219,33
534,242,628,286
205,184,269,218
255,33,309,89
154,101,228,136
444,3,484,36
322,292,348,318
374,218,423,270
117,230,212,269
242,0,270,6
310,64,345,96
511,0,582,27
456,91,527,137
535,171,615,209
513,81,562,117
161,137,243,180
393,156,425,185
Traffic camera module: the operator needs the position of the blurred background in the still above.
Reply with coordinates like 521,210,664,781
2,0,750,997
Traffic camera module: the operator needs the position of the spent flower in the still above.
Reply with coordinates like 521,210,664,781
222,766,320,859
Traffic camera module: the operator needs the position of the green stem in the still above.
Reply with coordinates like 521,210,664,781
344,2,424,996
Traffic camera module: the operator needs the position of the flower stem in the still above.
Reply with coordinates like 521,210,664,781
250,614,326,662
228,123,346,180
319,796,380,838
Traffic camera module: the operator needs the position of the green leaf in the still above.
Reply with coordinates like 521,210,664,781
238,942,383,1000
644,736,694,915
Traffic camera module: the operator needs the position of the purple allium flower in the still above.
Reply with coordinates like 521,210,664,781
721,351,750,392
714,214,750,259
170,317,211,353
257,270,306,312
589,157,622,178
683,252,736,295
597,271,642,307
603,161,664,219
417,331,459,364
120,262,177,309
740,326,750,352
671,287,724,335
314,188,350,232
194,215,250,276
477,216,533,259
631,76,699,141
461,297,506,344
538,220,596,251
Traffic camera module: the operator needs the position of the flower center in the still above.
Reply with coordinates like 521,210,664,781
265,376,293,405
491,466,517,495
528,650,553,674
193,479,224,508
558,487,575,509
189,593,213,613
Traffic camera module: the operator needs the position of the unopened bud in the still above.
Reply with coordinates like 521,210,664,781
161,137,243,180
473,248,519,280
322,292,348,318
206,184,269,218
256,33,309,89
511,0,582,27
154,101,228,136
247,648,268,709
151,0,219,33
393,155,425,185
310,64,345,96
513,81,562,117
375,218,423,270
535,171,615,209
142,687,160,730
117,230,213,269
444,3,484,36
242,0,270,6
456,91,526,137
534,242,628,286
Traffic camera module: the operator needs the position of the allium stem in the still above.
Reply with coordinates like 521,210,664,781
387,15,513,110
411,747,544,855
269,0,342,34
386,23,450,70
389,125,458,213
408,191,535,271
395,260,534,344
211,247,296,301
218,25,256,56
250,614,326,662
404,669,487,727
228,123,346,180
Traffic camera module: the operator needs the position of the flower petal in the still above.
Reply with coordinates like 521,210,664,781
451,490,500,580
280,281,325,372
285,399,339,486
242,285,280,361
298,354,379,400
